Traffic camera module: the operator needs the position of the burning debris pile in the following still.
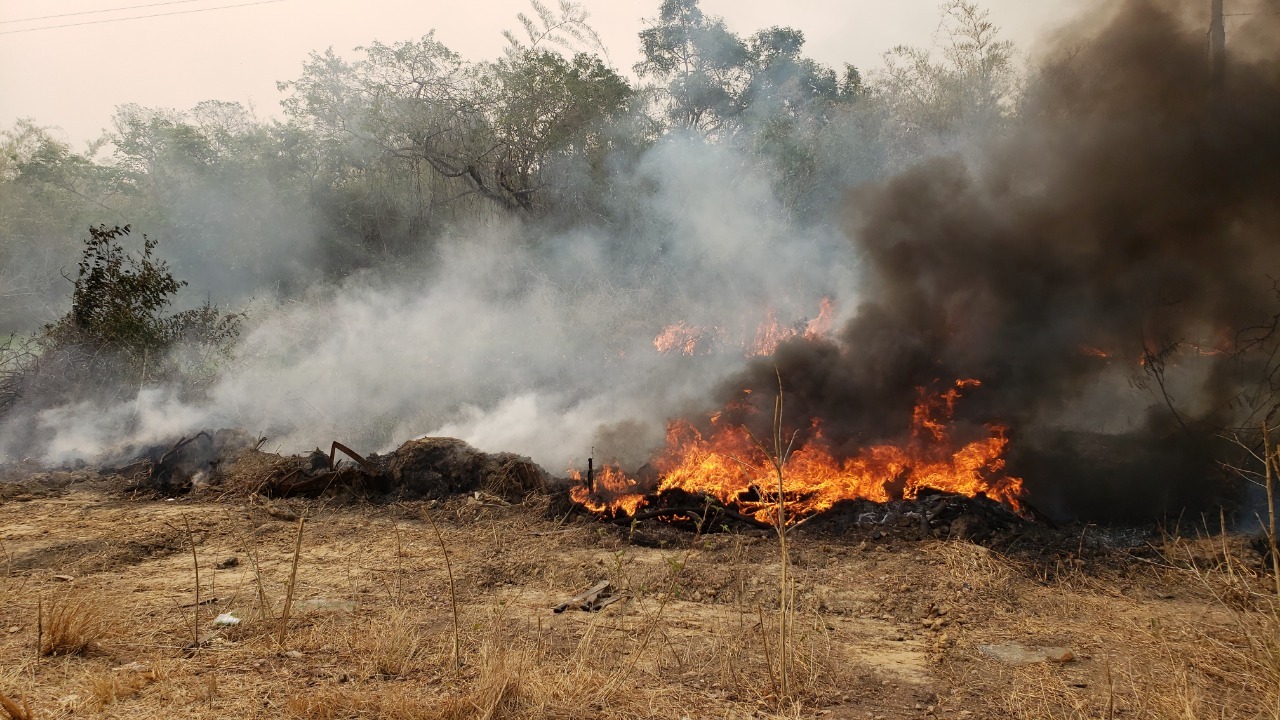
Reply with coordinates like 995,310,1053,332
574,0,1280,524
571,377,1024,527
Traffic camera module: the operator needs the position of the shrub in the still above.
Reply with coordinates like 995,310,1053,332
1,224,246,413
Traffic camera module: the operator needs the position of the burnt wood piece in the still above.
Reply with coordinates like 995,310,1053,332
329,441,375,472
553,580,611,613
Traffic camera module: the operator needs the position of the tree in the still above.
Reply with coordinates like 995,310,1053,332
875,0,1018,144
483,49,632,211
636,0,752,133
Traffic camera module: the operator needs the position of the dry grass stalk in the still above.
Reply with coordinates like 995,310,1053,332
1261,420,1280,596
181,514,201,647
40,592,110,656
239,525,273,623
739,369,800,704
277,515,306,646
0,691,32,720
596,550,688,702
34,597,41,670
422,506,461,673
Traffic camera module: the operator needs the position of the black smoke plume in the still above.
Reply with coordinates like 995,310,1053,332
724,0,1280,521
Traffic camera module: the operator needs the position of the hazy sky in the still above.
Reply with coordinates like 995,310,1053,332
0,0,1086,146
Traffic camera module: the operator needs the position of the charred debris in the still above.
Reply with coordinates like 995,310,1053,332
0,427,1076,549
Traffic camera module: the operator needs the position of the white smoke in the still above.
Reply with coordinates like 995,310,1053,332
5,136,861,472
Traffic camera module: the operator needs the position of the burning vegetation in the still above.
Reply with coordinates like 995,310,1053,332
572,374,1024,526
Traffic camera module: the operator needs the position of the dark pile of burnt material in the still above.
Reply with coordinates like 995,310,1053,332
794,490,1038,543
102,428,260,496
221,437,550,501
573,487,1039,544
112,433,549,502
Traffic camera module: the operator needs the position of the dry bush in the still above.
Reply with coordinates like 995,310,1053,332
996,535,1280,720
286,684,439,720
351,608,426,678
40,591,112,656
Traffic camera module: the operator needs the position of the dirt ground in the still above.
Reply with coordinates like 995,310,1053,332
0,479,1274,719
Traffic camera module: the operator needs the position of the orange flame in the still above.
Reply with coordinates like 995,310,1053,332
653,321,711,356
569,462,647,516
653,298,836,359
803,296,834,340
571,379,1025,525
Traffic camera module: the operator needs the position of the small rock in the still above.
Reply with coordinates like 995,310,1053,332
978,643,1076,666
6,626,19,634
52,574,74,582
284,650,304,659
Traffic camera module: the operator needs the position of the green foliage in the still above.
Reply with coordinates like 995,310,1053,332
41,224,243,382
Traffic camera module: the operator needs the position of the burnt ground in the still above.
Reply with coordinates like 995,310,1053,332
0,443,1276,720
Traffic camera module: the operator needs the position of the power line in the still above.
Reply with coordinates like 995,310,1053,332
0,0,284,36
1,1,206,25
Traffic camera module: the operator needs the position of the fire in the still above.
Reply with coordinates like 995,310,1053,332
572,379,1025,525
653,321,711,356
803,296,834,340
652,298,836,358
568,462,647,516
748,309,793,357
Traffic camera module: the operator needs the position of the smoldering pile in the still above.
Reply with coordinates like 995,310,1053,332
98,430,549,502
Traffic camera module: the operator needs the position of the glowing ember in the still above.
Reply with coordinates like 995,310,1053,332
571,379,1024,525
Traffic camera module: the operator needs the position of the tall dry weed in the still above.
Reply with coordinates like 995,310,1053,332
40,591,111,656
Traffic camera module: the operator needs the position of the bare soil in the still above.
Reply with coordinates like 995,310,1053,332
0,480,1272,719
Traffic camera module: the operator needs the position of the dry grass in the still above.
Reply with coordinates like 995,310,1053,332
39,590,111,657
1,488,1276,720
0,690,33,720
352,607,427,678
976,530,1280,720
85,668,152,709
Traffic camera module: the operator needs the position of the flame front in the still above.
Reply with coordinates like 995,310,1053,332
572,379,1024,525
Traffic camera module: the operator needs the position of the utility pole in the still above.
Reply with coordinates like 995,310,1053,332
1209,0,1226,93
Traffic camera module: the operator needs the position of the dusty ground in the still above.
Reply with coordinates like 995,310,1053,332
0,479,1275,719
